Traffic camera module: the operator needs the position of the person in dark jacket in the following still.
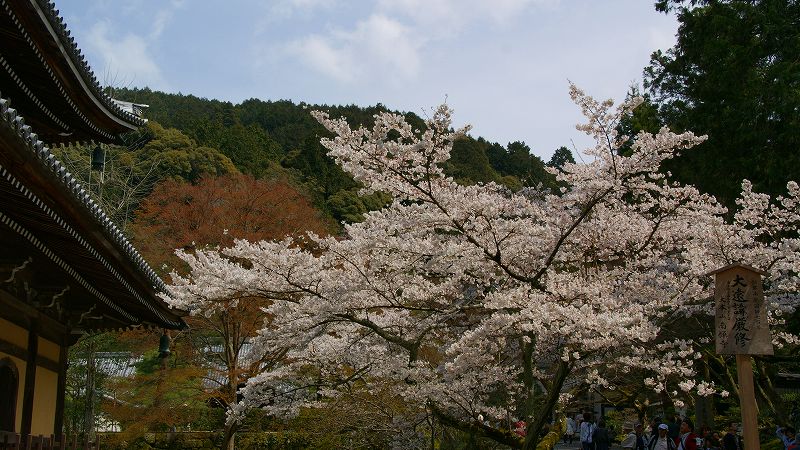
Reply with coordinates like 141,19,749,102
649,424,677,450
635,423,648,450
593,419,612,450
668,416,680,441
722,422,740,450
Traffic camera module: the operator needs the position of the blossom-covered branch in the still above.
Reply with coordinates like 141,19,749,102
166,85,799,449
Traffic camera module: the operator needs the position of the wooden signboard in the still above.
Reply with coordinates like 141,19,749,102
711,263,772,450
713,264,773,355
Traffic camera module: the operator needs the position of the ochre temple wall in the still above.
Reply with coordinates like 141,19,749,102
31,367,58,435
1,317,28,433
38,337,60,362
1,317,27,348
0,317,62,435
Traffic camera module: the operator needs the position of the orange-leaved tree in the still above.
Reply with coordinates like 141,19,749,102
133,173,331,273
127,173,332,449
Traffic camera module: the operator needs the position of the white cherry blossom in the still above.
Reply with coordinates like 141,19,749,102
166,85,799,449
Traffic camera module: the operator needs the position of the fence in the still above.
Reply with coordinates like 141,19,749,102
0,433,100,450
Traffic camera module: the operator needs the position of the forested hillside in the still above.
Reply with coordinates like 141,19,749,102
108,88,563,224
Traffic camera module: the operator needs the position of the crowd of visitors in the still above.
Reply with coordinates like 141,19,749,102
561,413,794,450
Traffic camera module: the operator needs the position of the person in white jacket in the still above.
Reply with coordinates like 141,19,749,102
580,412,595,450
564,416,576,444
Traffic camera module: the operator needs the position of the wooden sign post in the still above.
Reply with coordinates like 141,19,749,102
711,263,773,450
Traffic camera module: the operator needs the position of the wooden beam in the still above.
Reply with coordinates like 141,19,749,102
0,337,59,373
0,288,67,345
20,320,37,437
737,355,760,449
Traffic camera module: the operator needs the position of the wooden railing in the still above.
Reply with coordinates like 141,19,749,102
0,433,100,450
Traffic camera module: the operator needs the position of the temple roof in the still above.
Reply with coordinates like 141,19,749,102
0,0,146,144
0,0,185,331
0,95,185,330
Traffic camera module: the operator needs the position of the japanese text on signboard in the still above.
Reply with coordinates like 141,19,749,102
714,266,773,355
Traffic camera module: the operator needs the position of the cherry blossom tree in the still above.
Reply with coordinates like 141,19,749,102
166,86,799,449
132,174,331,450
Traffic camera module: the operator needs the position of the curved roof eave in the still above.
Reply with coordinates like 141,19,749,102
1,92,185,329
3,0,148,140
29,0,146,129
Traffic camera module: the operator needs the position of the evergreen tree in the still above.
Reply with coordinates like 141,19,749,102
645,0,800,207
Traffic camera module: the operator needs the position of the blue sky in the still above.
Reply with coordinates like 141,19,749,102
59,0,678,160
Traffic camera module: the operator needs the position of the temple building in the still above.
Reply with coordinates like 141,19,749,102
0,0,185,442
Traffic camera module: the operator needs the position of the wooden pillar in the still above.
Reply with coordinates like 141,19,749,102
736,355,759,449
53,338,68,437
20,320,38,437
83,340,95,438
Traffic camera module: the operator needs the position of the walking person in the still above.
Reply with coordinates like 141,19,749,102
649,424,677,450
709,432,722,450
623,423,648,450
702,428,721,450
648,418,661,443
677,418,698,450
777,425,798,450
580,412,595,450
565,415,576,444
668,415,681,442
722,422,740,450
635,423,648,450
698,427,713,450
623,425,638,449
592,419,612,450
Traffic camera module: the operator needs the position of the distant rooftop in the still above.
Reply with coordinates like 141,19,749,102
111,100,149,119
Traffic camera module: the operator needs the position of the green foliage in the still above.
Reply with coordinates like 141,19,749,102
446,137,503,185
63,334,126,435
139,122,238,181
485,139,556,189
111,88,562,224
237,432,314,450
102,431,322,450
282,134,359,200
102,432,223,450
190,120,284,177
546,146,576,170
644,0,800,207
326,190,368,223
615,86,664,160
325,189,393,224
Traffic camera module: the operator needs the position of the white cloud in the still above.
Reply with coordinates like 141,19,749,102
278,0,558,84
284,14,421,83
151,2,180,40
78,1,182,90
377,0,559,36
85,21,166,89
286,34,356,82
268,0,337,19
